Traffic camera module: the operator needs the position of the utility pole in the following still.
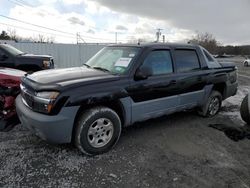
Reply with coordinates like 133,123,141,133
115,32,118,44
156,28,163,43
76,32,79,44
76,33,86,44
162,35,165,43
137,38,141,45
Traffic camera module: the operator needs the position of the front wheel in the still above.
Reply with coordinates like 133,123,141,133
74,107,122,156
198,91,222,117
244,61,248,67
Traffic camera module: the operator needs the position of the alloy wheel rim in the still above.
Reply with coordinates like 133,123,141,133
208,97,220,116
87,118,114,148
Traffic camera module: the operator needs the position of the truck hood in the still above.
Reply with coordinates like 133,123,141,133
18,53,52,59
26,67,118,86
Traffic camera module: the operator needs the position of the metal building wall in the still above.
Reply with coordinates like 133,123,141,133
11,43,106,68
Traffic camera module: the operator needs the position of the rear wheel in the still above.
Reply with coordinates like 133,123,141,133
240,94,250,125
74,107,122,156
198,91,222,117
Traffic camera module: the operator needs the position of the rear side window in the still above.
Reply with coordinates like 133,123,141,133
203,49,214,62
142,50,173,75
202,49,222,68
175,49,200,72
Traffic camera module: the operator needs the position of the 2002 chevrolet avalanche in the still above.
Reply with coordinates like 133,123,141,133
16,43,238,155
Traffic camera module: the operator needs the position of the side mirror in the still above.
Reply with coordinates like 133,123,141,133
0,54,8,61
135,66,153,80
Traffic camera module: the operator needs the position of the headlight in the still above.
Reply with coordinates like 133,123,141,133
34,91,60,113
43,60,50,68
36,91,59,100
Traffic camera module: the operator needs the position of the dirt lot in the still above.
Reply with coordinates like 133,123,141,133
1,60,250,188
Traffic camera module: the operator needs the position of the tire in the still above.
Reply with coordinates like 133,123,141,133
74,107,122,156
198,91,222,117
244,61,248,67
240,94,250,125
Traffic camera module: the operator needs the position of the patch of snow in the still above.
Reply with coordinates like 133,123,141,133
223,86,250,107
221,85,250,125
220,111,245,125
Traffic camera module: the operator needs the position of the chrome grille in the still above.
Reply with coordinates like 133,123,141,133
20,84,34,108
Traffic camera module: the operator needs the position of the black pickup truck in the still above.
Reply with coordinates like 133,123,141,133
0,44,54,72
16,43,238,155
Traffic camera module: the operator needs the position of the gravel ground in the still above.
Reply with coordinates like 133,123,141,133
0,61,250,188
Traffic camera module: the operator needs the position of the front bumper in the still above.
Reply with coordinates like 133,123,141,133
16,95,80,144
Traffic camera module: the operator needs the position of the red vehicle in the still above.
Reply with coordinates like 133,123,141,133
0,68,25,131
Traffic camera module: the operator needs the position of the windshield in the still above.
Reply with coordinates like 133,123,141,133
85,46,140,74
2,44,24,56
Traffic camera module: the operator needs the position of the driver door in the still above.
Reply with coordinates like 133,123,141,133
128,49,179,123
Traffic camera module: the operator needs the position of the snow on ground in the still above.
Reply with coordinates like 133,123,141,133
223,86,249,107
221,85,250,125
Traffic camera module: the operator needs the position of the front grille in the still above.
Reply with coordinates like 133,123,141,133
20,84,49,113
20,84,34,109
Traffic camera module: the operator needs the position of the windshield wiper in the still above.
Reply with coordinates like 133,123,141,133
83,63,91,68
18,52,26,56
92,66,110,72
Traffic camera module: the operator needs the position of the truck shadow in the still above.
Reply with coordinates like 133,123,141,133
209,123,250,141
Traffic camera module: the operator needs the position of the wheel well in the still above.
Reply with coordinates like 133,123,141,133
212,83,226,99
71,100,125,142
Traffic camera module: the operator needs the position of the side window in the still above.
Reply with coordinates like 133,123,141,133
175,49,200,72
203,49,214,62
203,49,222,69
142,50,173,75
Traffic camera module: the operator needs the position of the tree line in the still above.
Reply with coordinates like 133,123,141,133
0,29,54,43
188,32,250,56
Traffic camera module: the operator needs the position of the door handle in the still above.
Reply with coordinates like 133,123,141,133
170,80,177,85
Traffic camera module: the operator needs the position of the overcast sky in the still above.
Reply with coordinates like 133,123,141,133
0,0,249,45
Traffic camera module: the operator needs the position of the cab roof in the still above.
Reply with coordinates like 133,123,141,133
108,42,200,49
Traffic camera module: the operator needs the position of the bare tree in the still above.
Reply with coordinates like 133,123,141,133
38,34,46,43
188,32,219,54
46,36,55,43
7,28,17,41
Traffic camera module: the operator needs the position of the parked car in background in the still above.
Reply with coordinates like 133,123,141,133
243,58,250,67
0,67,26,131
16,43,238,155
0,44,54,72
